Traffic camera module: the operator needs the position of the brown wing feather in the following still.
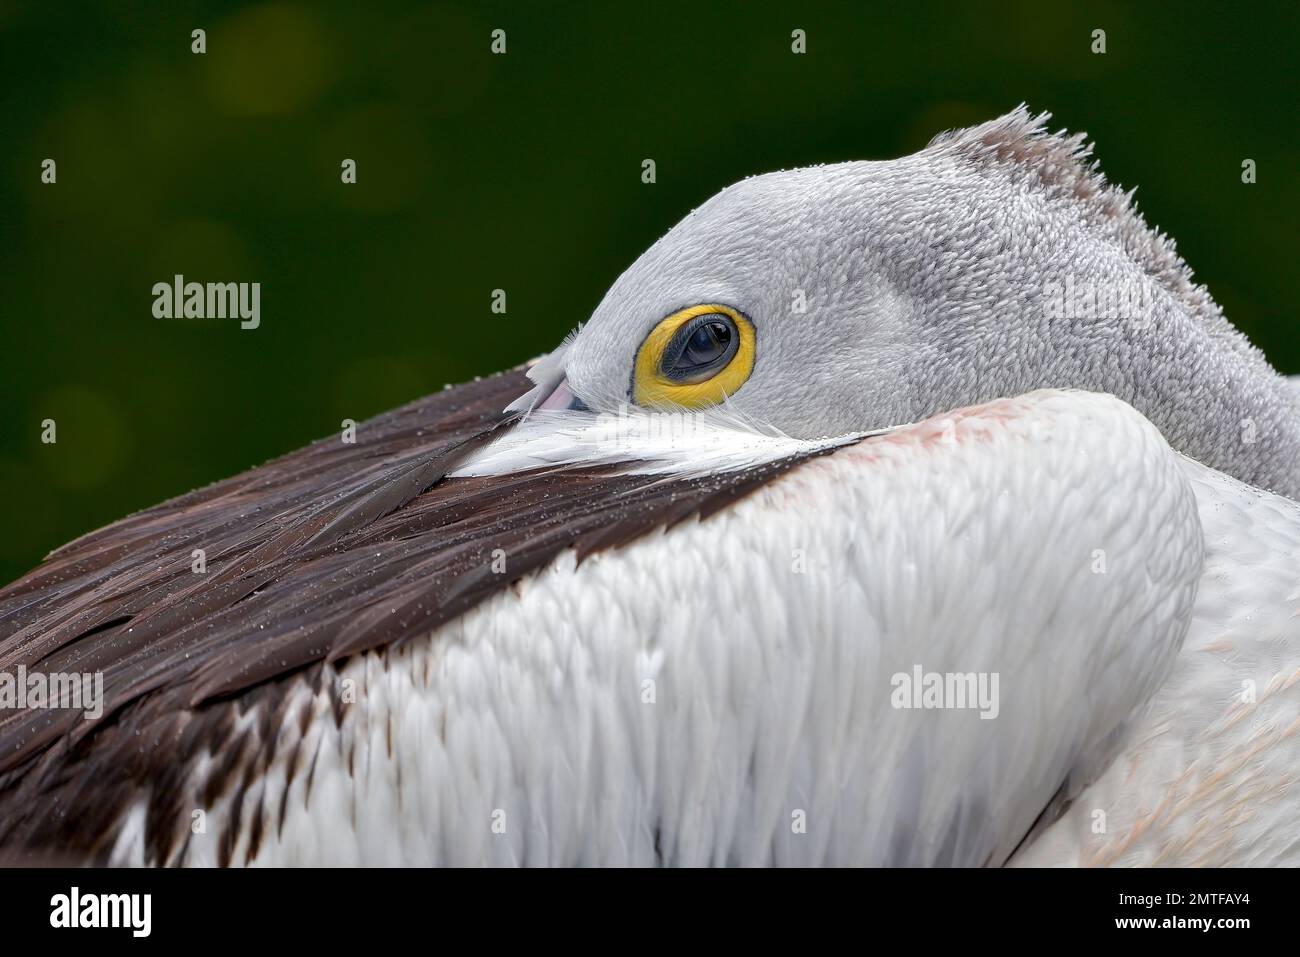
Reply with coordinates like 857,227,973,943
0,368,822,863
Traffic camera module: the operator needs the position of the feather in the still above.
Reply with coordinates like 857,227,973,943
0,370,830,862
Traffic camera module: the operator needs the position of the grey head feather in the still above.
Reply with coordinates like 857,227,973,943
541,105,1300,496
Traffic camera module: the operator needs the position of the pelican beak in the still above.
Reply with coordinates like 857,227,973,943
505,372,591,414
535,377,590,411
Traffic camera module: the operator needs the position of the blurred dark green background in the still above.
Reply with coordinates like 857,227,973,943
1,0,1296,583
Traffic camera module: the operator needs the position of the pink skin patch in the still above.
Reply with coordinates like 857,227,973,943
537,378,579,411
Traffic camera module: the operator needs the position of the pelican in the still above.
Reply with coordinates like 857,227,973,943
0,107,1295,867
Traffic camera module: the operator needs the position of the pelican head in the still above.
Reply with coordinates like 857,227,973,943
519,106,1300,497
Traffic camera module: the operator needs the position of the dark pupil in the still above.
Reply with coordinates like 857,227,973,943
684,320,731,365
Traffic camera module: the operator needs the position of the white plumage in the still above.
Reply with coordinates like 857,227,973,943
1016,457,1300,866
99,387,1276,867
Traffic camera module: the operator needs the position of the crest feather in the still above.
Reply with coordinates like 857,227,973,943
928,104,1224,329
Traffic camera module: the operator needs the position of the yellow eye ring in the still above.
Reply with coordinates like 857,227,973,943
633,304,756,409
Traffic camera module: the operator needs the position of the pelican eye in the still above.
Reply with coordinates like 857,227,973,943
633,303,756,409
660,314,739,384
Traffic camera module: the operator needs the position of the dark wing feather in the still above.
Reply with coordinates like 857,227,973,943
0,368,822,862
